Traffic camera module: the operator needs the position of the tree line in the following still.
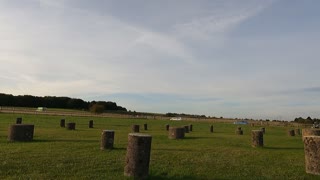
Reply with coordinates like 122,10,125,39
0,93,127,112
294,116,320,124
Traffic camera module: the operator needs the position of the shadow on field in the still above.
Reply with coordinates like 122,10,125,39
264,146,303,150
183,136,211,140
32,139,98,143
148,174,197,180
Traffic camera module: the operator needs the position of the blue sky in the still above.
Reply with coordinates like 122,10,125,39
1,0,320,120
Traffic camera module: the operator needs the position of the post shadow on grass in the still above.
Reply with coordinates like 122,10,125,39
31,139,99,143
147,174,197,180
263,146,303,150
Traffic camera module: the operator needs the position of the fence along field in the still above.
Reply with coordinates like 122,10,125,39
0,112,319,179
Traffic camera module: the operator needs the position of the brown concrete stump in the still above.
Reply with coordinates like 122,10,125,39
210,125,213,133
168,127,185,139
252,130,263,147
89,120,93,128
66,123,76,130
165,124,169,131
295,129,301,136
184,126,189,133
124,133,152,179
288,129,295,136
189,124,193,132
302,129,320,139
236,127,243,135
132,125,140,133
261,127,265,134
60,119,65,127
144,123,148,130
16,117,22,124
303,136,320,175
8,124,34,141
100,130,115,150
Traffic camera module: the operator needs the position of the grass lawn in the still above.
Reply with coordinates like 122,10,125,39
0,113,317,179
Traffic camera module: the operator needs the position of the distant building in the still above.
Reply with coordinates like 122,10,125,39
170,117,182,121
36,107,47,112
233,120,248,125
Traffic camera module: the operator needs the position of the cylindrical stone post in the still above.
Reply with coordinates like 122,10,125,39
184,126,189,133
8,124,34,141
189,124,193,132
295,129,301,136
302,129,320,139
252,130,263,147
66,123,76,130
210,125,213,133
236,127,243,135
165,124,169,131
16,117,22,124
144,123,148,130
124,133,152,179
60,119,65,127
251,123,255,127
288,129,295,136
303,136,320,175
89,120,93,128
100,130,115,150
261,127,265,134
132,125,139,133
168,127,185,139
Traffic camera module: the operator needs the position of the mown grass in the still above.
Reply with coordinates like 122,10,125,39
0,113,317,179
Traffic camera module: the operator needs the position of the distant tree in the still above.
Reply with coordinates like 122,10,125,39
89,104,105,114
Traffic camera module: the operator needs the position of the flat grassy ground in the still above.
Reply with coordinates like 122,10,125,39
0,113,317,179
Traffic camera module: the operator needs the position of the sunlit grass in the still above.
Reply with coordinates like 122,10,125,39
0,113,318,179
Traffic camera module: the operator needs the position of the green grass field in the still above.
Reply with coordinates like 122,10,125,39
0,112,317,179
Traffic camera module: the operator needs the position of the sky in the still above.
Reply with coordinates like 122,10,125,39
1,0,320,120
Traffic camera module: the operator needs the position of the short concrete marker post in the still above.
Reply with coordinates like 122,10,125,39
124,133,152,179
295,128,301,136
303,136,320,175
189,124,193,132
252,130,263,147
184,125,189,133
144,123,148,131
168,127,185,139
16,117,22,124
89,120,93,128
132,125,140,133
236,127,243,135
288,129,295,136
210,125,213,133
165,124,169,131
60,119,65,127
66,122,76,130
8,124,34,142
100,130,115,150
302,129,320,139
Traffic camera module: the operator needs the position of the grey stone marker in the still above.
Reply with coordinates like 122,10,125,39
303,136,320,175
189,124,193,132
100,130,115,150
131,125,140,133
144,123,148,130
89,120,93,128
66,123,76,130
124,133,152,179
8,124,34,141
60,119,65,127
168,127,185,139
252,130,263,147
16,117,22,124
